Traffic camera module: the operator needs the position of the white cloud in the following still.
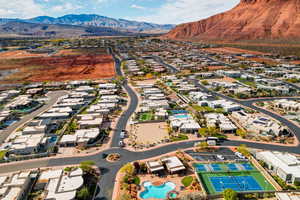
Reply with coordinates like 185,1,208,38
131,4,146,10
51,2,82,12
131,0,239,24
0,0,45,18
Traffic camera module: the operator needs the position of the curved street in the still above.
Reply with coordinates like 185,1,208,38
110,57,138,148
1,55,300,199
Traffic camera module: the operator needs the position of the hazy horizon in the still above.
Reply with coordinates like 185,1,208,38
0,0,239,24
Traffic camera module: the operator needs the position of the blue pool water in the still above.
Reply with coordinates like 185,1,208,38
3,120,17,126
174,114,190,119
170,110,188,115
140,181,176,199
49,136,58,143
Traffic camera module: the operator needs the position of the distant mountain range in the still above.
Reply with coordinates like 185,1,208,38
0,14,175,37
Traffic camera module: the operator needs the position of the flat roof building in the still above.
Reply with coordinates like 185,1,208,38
256,151,300,184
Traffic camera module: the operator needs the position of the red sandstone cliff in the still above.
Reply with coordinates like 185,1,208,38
165,0,300,41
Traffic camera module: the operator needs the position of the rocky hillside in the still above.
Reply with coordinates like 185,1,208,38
165,0,300,41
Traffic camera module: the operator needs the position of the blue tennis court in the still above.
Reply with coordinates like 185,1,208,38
227,163,238,171
194,164,207,172
242,163,253,170
211,164,222,171
235,176,262,191
210,176,262,192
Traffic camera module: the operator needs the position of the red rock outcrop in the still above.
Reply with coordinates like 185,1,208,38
165,0,300,41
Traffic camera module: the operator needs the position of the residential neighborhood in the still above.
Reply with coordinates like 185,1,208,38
0,37,300,200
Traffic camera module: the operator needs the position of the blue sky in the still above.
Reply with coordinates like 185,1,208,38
0,0,239,24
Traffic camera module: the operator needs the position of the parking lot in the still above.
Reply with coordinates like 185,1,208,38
185,147,243,162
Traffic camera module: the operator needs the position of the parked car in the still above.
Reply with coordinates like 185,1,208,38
119,140,125,147
217,155,225,160
235,152,245,159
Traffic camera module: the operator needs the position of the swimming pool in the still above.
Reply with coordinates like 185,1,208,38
49,136,58,143
170,110,188,115
173,114,190,119
140,181,176,199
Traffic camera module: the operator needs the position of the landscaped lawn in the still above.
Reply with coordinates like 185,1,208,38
182,176,194,187
139,112,154,121
170,134,188,142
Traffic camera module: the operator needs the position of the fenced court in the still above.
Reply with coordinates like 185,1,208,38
194,162,275,195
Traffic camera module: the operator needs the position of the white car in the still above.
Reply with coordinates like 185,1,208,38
120,132,125,139
217,155,225,160
235,152,245,159
119,141,125,147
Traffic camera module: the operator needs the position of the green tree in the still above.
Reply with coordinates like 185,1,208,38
198,128,208,137
80,161,95,173
197,141,208,150
223,188,238,200
208,127,218,136
237,144,250,157
236,129,247,139
120,163,135,175
66,120,77,134
201,80,209,85
77,187,90,200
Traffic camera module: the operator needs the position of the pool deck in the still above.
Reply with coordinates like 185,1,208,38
138,173,195,200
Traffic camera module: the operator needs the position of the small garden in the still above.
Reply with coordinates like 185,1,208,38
170,134,189,142
181,176,201,191
138,112,155,122
106,153,121,162
118,162,147,200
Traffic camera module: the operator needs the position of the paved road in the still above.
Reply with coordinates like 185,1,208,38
151,55,180,73
110,56,138,148
1,137,300,199
0,91,67,143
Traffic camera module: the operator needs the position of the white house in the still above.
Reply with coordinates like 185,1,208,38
38,168,84,200
0,171,31,200
256,151,300,184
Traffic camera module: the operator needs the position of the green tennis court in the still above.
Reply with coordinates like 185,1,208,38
195,162,275,195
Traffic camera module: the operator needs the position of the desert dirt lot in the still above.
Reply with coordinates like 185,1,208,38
0,52,116,83
133,122,169,144
0,50,48,60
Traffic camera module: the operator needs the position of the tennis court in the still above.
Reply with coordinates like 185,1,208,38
210,176,262,192
211,164,222,171
227,163,238,171
242,163,253,170
195,164,207,172
195,162,275,195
